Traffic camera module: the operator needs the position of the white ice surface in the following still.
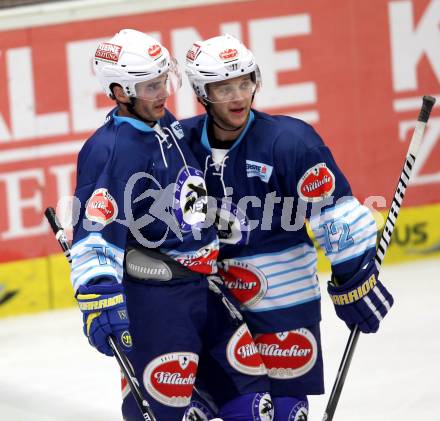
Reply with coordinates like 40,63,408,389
0,258,439,421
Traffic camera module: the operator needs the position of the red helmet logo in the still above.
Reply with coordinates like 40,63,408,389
95,42,122,63
186,43,201,62
219,48,238,61
148,44,162,58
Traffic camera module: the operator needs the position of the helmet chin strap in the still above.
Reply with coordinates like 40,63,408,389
118,97,157,126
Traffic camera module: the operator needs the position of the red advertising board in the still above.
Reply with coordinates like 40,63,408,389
0,0,439,263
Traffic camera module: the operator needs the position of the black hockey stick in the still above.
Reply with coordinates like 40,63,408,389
322,95,436,421
44,207,157,421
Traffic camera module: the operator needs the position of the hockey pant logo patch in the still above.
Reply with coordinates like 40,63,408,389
143,352,198,407
226,324,267,376
255,329,318,379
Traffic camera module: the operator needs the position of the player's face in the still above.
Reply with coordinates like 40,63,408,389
133,74,169,121
133,95,167,121
206,75,255,129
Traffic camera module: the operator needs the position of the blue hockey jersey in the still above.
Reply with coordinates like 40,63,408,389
71,109,219,294
182,110,377,333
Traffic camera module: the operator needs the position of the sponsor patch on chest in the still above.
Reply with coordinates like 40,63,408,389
245,160,273,183
170,121,184,139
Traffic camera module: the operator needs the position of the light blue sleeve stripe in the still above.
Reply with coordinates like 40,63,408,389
266,259,317,279
331,244,376,265
258,250,316,270
72,251,123,271
72,266,117,289
71,255,98,271
349,219,376,238
325,220,376,246
317,206,367,229
350,210,372,227
73,233,125,254
269,275,316,290
326,231,377,256
266,285,318,300
314,197,357,218
248,295,321,313
72,249,93,261
239,243,311,261
312,197,360,219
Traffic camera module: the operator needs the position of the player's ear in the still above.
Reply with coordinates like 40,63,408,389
111,84,130,103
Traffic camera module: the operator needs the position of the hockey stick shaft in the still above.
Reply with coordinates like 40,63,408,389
323,95,436,421
44,207,157,421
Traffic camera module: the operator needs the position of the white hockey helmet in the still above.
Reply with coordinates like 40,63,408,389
185,34,261,102
93,28,181,100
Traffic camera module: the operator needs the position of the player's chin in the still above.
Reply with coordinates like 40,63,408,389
228,107,249,125
152,103,166,119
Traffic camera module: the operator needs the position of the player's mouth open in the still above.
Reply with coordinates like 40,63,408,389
230,107,245,114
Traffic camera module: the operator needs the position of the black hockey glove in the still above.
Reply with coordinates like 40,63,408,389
328,259,394,333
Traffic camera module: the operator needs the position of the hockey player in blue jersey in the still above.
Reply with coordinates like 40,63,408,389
181,34,394,420
71,29,272,421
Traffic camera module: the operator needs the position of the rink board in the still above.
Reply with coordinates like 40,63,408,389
0,203,439,318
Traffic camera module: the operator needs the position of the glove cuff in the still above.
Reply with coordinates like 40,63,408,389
76,283,126,313
328,260,378,306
